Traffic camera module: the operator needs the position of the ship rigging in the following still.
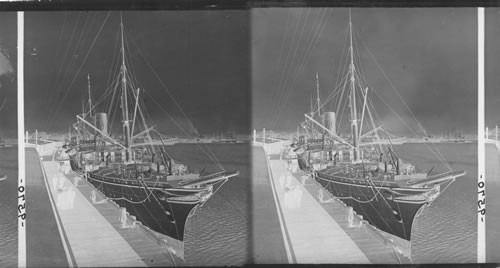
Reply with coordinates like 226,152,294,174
64,13,239,259
293,10,465,242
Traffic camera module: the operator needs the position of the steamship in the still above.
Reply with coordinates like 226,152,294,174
293,11,465,241
64,15,239,258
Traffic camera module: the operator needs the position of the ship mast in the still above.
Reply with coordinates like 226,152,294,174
348,9,360,162
120,14,132,162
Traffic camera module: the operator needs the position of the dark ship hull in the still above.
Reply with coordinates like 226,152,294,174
314,172,427,241
294,149,462,241
86,171,221,241
68,153,236,242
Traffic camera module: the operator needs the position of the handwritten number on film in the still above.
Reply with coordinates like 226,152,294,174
18,185,26,223
478,179,485,222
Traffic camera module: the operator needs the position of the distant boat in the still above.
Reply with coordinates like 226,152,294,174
293,11,465,242
64,14,239,258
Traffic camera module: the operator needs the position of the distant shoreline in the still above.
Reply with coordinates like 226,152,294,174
1,138,18,146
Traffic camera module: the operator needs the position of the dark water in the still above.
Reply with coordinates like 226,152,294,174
0,147,18,267
165,143,249,266
393,143,477,263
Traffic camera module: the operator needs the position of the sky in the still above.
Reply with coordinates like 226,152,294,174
5,8,497,138
486,8,500,130
252,8,477,137
0,13,17,138
25,11,250,137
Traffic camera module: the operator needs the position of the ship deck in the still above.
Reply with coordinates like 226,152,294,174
89,165,199,188
314,162,435,188
26,144,182,267
253,142,410,264
318,165,401,186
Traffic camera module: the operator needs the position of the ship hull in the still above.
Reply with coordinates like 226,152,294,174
314,173,427,241
67,153,235,243
86,172,200,241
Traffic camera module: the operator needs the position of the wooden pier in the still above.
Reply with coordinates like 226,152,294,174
26,147,70,267
26,142,181,267
252,146,289,264
253,141,409,264
486,140,500,263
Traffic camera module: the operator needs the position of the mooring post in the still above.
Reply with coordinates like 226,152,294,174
318,188,324,202
120,207,127,228
262,128,266,152
285,174,292,189
73,173,80,186
57,174,65,190
90,189,96,204
300,175,308,185
347,206,355,227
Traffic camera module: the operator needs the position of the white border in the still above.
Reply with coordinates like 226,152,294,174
477,7,485,264
17,11,26,268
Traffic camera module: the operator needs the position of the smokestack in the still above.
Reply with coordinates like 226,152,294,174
323,112,336,134
95,113,108,136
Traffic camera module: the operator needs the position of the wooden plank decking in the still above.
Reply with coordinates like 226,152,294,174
267,156,369,264
42,160,148,267
63,171,184,266
251,147,289,264
299,171,409,264
34,142,180,267
26,148,70,267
